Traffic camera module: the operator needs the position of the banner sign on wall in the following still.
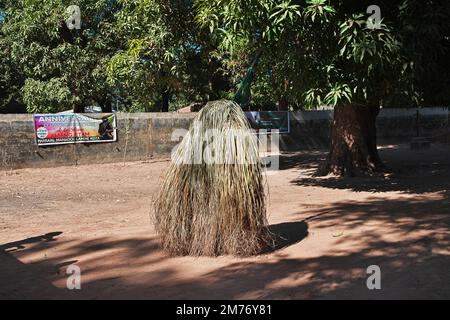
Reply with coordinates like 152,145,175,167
246,111,290,134
33,113,117,146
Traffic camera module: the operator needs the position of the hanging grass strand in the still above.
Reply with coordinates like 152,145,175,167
153,100,272,256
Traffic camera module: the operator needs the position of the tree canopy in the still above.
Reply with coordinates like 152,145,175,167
0,0,449,113
195,0,450,109
105,0,230,112
0,0,123,113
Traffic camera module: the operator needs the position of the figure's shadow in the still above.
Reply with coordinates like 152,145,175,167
263,221,309,253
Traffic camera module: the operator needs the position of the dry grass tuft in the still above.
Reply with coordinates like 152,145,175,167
153,100,272,256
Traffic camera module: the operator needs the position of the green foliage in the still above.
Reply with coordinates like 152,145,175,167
395,0,450,106
0,0,119,113
23,78,77,113
1,0,449,113
105,0,178,111
106,0,230,112
195,0,450,109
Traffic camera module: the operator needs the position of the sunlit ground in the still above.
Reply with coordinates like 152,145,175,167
1,143,449,299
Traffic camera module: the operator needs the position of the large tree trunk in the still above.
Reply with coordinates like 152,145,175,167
278,96,288,111
319,104,384,176
74,105,84,113
161,90,170,112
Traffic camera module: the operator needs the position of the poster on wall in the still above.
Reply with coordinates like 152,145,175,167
246,111,291,134
33,113,117,146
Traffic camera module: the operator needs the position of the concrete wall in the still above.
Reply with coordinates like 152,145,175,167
0,108,448,170
377,107,449,141
0,113,195,170
283,107,449,150
284,111,334,150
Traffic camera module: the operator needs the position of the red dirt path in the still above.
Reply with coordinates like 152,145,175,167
1,144,449,299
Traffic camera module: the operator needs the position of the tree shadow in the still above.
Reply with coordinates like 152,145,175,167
290,143,450,194
2,180,450,299
0,232,164,300
102,195,448,299
301,195,450,233
0,232,67,299
279,150,327,171
0,232,63,253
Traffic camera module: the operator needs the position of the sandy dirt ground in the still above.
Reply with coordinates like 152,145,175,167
1,143,449,300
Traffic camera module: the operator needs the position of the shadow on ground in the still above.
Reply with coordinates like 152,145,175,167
266,221,309,253
80,194,450,299
0,232,164,299
1,143,450,299
288,144,450,194
2,191,449,300
0,232,63,253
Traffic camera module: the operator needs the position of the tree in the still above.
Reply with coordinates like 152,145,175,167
195,0,450,176
394,0,450,107
0,0,120,113
0,3,23,112
106,0,230,112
